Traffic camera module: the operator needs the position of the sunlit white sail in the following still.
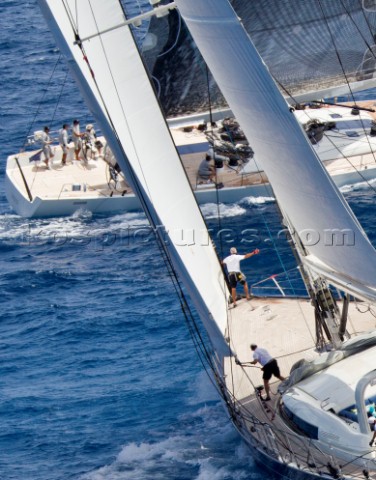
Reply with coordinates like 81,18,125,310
175,0,376,301
37,0,230,357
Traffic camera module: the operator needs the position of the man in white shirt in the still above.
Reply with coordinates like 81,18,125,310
58,124,69,165
198,154,215,182
222,246,260,306
41,126,54,169
250,344,285,401
72,119,84,160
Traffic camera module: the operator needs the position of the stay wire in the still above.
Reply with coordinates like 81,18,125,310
81,1,229,384
203,63,224,251
204,64,240,403
273,72,376,195
156,8,182,58
202,62,235,393
317,0,357,105
321,0,376,166
340,0,376,57
21,54,62,151
322,132,376,194
49,69,69,129
357,0,376,46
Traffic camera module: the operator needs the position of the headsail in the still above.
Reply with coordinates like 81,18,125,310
146,0,376,117
175,0,376,302
37,0,230,357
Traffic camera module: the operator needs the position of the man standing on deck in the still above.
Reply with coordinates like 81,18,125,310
41,126,54,169
72,119,84,161
250,344,285,401
59,124,69,166
222,247,259,306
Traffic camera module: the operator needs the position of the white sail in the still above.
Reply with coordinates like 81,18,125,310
37,0,230,357
175,0,376,301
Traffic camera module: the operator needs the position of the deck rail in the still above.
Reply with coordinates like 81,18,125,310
231,393,376,479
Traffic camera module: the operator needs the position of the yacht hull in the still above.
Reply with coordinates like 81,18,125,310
5,161,376,218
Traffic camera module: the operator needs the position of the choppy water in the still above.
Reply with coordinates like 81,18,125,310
1,2,376,480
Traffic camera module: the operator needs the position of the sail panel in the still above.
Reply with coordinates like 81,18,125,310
144,0,376,117
175,0,376,298
234,0,376,98
38,0,230,357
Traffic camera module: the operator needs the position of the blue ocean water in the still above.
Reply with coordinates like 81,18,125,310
1,2,376,480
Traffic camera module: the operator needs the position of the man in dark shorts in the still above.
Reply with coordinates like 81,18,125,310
250,344,285,401
222,247,260,306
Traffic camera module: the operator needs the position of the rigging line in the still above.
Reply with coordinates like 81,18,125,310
84,0,156,202
85,2,232,377
325,106,376,170
251,267,299,287
339,0,376,59
201,62,235,383
205,68,226,261
49,68,69,129
156,239,222,383
61,2,227,388
321,134,376,195
21,54,62,151
324,120,376,167
156,231,220,372
275,73,376,194
317,0,357,105
226,144,311,312
357,0,376,46
257,204,317,345
156,8,182,58
62,0,79,39
74,0,79,30
151,75,161,98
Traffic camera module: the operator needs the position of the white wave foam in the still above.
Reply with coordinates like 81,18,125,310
240,196,275,205
0,211,149,244
80,403,258,480
200,203,247,219
340,177,376,193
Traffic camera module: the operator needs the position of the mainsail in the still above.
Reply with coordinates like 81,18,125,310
145,0,376,117
37,0,230,357
175,0,376,302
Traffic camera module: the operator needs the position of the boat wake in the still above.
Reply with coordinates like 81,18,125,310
80,403,263,480
200,196,275,219
200,202,247,219
339,177,376,193
240,195,275,206
0,210,149,246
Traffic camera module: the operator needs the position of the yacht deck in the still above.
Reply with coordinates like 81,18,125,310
7,128,376,206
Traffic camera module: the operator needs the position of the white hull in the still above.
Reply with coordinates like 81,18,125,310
6,105,376,218
5,156,376,218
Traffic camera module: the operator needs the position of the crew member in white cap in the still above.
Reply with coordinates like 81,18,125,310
222,247,260,306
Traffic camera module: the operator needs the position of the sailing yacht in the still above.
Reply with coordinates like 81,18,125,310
7,103,376,218
7,2,376,218
36,0,376,478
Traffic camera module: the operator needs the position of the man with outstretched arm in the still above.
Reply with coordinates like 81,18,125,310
222,247,260,306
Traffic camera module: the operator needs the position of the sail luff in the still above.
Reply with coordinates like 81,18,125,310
175,0,376,300
37,0,231,358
